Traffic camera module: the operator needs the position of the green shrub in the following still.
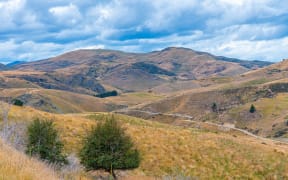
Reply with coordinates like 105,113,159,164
26,118,67,165
211,102,218,112
249,104,256,113
95,90,118,98
12,99,24,106
80,116,140,177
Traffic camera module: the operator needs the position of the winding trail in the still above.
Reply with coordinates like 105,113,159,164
116,109,288,145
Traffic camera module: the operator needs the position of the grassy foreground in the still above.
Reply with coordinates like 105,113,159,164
3,105,288,179
0,139,58,180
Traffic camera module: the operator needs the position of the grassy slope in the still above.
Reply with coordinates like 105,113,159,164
0,139,58,180
105,92,165,107
133,61,288,138
0,88,117,113
0,88,166,113
7,106,288,179
227,93,288,137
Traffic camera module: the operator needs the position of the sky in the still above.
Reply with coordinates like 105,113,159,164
0,0,288,63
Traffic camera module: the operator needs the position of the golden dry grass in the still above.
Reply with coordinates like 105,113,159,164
4,106,288,179
105,92,164,107
0,88,165,113
0,88,119,113
0,139,59,180
227,93,288,137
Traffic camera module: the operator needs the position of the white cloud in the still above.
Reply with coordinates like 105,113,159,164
189,36,288,61
78,44,105,50
218,24,286,40
0,39,63,62
49,3,82,25
0,0,288,62
0,0,26,30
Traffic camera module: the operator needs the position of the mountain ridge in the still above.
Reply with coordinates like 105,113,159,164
1,47,272,94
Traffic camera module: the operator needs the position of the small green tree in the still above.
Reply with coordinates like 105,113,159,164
80,116,140,178
26,118,67,165
249,104,256,113
211,102,218,112
13,99,24,106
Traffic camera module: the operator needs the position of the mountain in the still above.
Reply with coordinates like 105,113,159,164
6,61,26,68
0,63,6,70
4,47,272,94
1,48,287,179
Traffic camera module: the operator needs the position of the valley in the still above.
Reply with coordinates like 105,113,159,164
1,47,288,179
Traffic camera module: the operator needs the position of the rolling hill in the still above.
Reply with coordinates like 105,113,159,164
0,88,165,113
0,47,272,94
0,47,272,114
0,47,288,179
127,59,288,139
3,105,288,179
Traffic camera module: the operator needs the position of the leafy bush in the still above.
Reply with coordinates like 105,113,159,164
26,119,67,165
211,102,218,112
12,99,24,106
249,104,256,113
95,90,118,98
80,116,140,177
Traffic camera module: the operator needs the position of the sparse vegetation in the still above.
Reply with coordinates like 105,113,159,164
0,139,59,180
95,90,118,98
269,83,288,93
211,102,218,112
0,100,12,126
80,116,140,178
132,62,176,76
273,128,288,138
267,68,281,74
26,118,67,165
1,106,288,179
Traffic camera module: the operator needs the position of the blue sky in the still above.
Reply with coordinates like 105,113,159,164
0,0,288,63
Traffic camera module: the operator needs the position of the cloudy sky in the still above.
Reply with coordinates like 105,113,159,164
0,0,288,63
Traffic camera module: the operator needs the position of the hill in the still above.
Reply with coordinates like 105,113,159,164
3,105,288,179
1,47,286,179
1,47,271,94
129,60,288,139
0,88,126,113
0,88,164,113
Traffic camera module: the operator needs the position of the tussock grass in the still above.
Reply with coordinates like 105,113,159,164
0,139,59,180
52,113,288,179
5,106,288,179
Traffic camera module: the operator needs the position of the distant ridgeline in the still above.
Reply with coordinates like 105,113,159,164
95,90,118,98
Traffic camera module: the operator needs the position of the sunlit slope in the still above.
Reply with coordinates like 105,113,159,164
0,88,125,113
0,139,58,180
226,93,288,138
0,88,166,113
7,106,288,179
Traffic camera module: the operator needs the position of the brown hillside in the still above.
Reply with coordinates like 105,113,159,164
4,47,270,93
